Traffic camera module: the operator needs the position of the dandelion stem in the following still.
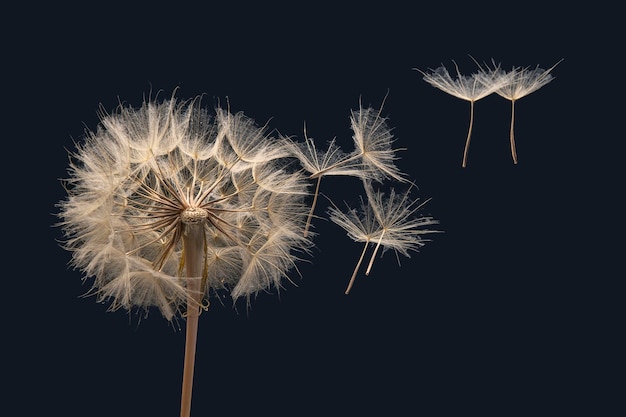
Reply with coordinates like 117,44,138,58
365,230,386,276
303,176,322,237
509,99,518,164
180,224,205,417
345,242,370,295
462,100,475,168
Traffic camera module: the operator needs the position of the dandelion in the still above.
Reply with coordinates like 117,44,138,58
287,125,363,237
289,99,405,236
57,94,312,417
415,60,512,167
348,103,406,183
494,59,563,164
328,181,439,294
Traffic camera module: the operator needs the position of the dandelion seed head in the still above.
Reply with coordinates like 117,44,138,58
495,59,562,101
57,95,313,320
418,62,511,102
349,105,405,183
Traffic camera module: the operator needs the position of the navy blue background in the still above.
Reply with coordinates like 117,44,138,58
7,3,617,416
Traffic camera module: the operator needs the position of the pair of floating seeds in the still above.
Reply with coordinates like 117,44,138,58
416,59,562,167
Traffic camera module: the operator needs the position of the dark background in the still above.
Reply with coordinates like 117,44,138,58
6,3,619,416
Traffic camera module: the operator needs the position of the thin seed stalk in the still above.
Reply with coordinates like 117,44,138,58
303,176,322,237
462,100,475,168
509,99,518,164
345,242,370,295
365,230,386,276
180,224,205,417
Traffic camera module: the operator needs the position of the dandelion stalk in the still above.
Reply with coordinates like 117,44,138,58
180,221,206,417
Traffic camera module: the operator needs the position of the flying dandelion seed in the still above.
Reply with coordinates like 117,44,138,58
493,59,563,164
415,60,512,167
289,99,406,236
287,124,364,237
328,181,439,294
56,94,313,417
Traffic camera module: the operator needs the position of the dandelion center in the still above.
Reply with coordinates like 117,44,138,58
180,207,209,224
